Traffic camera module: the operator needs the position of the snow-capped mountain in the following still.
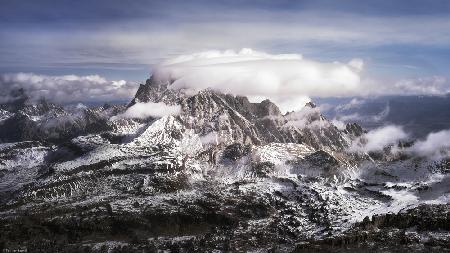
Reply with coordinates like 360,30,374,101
0,77,449,252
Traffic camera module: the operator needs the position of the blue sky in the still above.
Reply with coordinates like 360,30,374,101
1,0,450,83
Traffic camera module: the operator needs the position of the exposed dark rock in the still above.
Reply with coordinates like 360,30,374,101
345,122,364,137
252,161,275,177
222,143,251,161
304,150,340,169
296,204,450,252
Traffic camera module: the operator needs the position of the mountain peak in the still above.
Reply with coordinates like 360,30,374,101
305,101,317,108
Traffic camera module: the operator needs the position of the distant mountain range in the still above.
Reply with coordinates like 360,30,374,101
316,94,450,138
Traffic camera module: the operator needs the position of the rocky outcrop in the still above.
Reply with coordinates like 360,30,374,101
132,77,354,150
359,204,450,231
345,122,365,137
295,204,450,252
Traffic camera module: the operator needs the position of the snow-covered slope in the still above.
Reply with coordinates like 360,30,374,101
0,77,449,252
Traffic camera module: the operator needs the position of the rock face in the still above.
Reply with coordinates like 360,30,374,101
133,77,351,150
0,77,449,252
297,204,450,252
345,122,365,137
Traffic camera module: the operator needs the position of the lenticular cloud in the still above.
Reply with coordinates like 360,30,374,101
152,48,364,113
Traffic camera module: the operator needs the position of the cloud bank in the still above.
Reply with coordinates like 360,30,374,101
349,125,408,153
371,76,450,96
410,129,450,160
153,48,364,113
113,102,181,120
0,73,137,104
349,125,450,160
152,48,450,113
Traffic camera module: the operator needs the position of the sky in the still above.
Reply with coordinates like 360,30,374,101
1,0,450,103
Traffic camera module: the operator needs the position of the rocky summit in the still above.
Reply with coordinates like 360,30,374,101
0,77,449,252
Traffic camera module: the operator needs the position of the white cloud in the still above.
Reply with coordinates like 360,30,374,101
151,48,450,113
334,101,390,123
348,58,364,71
409,129,450,160
348,125,450,160
0,73,137,104
331,118,346,130
337,113,362,122
273,96,313,114
371,104,390,122
2,54,448,111
336,98,365,111
349,125,408,153
113,101,181,119
284,105,331,129
284,117,309,129
248,95,311,114
392,76,450,96
359,76,450,96
153,48,363,113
